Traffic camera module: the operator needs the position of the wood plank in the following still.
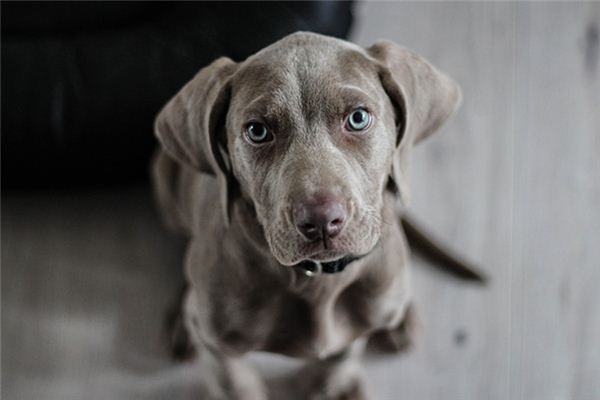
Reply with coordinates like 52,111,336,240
354,2,600,399
1,189,193,400
510,3,600,399
353,2,515,399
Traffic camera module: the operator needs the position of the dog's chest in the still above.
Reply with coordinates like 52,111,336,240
211,268,405,359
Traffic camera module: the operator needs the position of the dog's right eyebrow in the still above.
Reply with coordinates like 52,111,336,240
243,94,270,113
336,85,379,107
338,84,371,95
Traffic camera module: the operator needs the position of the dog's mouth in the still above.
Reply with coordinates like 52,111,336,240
291,239,379,275
298,233,358,262
293,254,364,275
267,209,382,269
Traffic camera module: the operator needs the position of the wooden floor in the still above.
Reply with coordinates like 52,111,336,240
2,3,599,400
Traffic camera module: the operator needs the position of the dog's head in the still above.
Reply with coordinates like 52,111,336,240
155,32,460,266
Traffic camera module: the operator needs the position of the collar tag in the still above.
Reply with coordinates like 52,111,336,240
302,261,322,277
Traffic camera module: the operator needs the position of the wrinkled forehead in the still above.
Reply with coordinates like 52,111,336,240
229,39,383,122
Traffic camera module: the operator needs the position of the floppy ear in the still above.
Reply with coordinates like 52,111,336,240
367,41,462,204
154,57,238,224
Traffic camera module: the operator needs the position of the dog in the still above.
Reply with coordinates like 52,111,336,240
152,31,472,400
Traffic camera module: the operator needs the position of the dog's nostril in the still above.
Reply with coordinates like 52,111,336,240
297,223,321,241
300,223,317,232
330,218,343,226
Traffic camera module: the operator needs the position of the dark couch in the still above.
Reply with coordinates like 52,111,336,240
2,1,354,190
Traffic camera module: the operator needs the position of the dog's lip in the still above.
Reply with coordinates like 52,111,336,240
292,236,379,265
306,250,348,263
297,238,348,262
276,249,346,267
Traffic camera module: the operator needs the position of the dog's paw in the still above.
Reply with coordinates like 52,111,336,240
297,360,369,400
368,304,418,354
168,312,196,361
306,378,368,400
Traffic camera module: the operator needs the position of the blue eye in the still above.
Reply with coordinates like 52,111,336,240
245,122,273,144
346,108,372,131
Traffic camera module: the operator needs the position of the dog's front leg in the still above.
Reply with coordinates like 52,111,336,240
183,289,267,400
296,339,369,400
367,303,418,354
197,345,267,400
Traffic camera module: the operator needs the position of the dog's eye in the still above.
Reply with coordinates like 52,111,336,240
345,108,372,131
245,122,273,144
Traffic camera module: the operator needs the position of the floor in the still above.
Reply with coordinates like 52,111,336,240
2,2,599,400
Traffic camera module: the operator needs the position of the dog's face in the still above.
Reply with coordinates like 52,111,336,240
226,38,396,265
155,32,461,267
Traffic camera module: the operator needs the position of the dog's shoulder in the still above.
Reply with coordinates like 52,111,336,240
153,149,225,237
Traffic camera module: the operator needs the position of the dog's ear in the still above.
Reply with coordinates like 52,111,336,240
367,41,461,203
154,57,238,224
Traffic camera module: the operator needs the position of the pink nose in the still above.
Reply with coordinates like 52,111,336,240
292,194,348,241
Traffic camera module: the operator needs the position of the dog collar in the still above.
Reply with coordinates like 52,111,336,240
294,254,363,277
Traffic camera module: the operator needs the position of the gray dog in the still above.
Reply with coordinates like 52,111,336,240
152,32,467,400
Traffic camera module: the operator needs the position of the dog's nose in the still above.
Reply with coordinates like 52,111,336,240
293,195,348,241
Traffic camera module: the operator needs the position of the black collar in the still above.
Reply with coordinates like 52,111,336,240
294,254,364,275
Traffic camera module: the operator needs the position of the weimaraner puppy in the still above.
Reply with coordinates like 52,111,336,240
152,31,477,400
